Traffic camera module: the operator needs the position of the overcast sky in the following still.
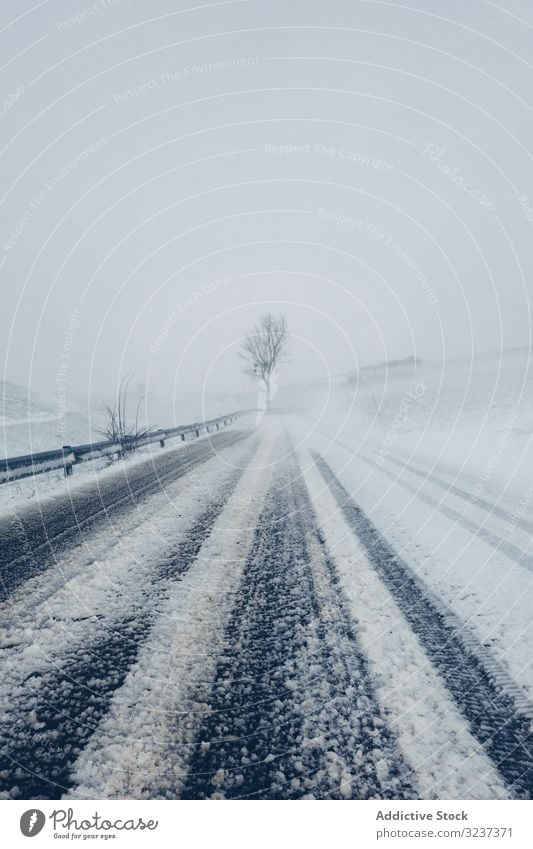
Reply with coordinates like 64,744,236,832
2,0,533,412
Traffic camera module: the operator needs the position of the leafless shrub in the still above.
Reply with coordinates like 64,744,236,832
99,372,152,456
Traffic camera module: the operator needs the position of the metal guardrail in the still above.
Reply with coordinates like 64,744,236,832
0,410,252,485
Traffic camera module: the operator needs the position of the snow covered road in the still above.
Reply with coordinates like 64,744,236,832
0,415,531,800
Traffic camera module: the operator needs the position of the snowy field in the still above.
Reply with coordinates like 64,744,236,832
0,379,254,461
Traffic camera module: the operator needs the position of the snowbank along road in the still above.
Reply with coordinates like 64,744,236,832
0,416,531,799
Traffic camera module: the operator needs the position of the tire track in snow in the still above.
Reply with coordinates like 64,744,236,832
0,445,254,799
314,453,533,799
359,453,533,575
0,427,250,602
180,438,415,800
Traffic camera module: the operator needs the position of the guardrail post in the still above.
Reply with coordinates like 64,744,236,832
63,446,73,477
181,433,186,441
195,428,200,437
159,439,165,448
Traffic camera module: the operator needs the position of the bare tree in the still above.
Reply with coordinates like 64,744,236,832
240,313,289,407
99,372,152,456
